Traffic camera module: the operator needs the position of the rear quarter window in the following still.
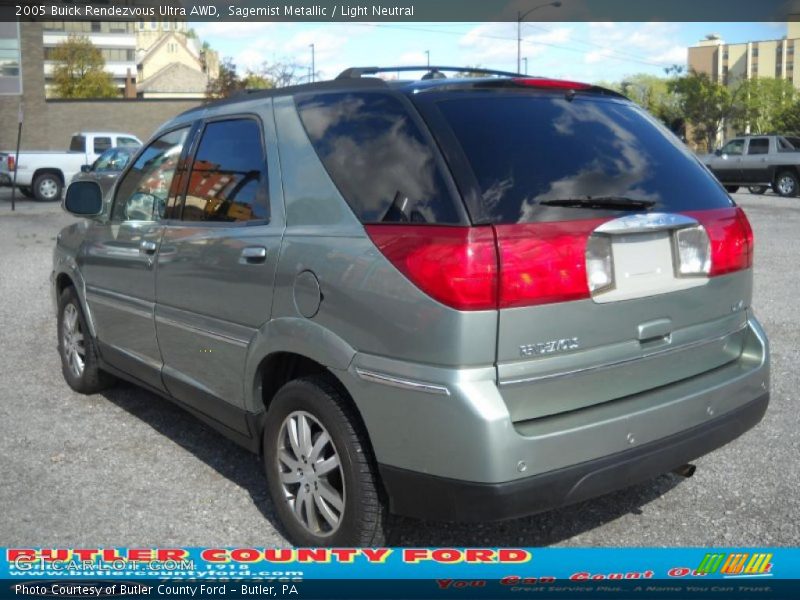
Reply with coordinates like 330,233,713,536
425,92,734,224
295,91,463,224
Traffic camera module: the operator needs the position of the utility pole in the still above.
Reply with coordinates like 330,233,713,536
523,57,528,75
310,43,315,83
517,1,562,74
425,50,430,67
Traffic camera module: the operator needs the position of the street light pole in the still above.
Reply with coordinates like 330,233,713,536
425,50,430,67
517,1,562,74
523,57,528,74
310,43,315,83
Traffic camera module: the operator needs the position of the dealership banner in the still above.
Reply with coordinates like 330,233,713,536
1,548,799,598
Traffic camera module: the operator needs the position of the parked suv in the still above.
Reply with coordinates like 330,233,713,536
54,67,770,546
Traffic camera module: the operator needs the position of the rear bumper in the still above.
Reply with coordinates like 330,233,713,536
379,391,768,522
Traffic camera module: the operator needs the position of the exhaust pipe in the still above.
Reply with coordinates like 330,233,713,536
672,463,696,478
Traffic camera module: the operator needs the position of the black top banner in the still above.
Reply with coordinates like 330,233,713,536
2,0,800,22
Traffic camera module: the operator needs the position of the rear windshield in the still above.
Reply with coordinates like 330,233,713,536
295,91,463,224
69,135,86,153
429,93,733,224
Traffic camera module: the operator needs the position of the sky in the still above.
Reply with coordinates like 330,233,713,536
192,21,787,84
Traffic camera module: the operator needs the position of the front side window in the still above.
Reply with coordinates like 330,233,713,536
94,137,112,154
295,92,460,224
112,127,189,222
181,119,269,223
747,138,769,155
721,139,745,156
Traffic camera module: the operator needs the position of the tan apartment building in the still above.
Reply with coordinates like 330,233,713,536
688,22,800,89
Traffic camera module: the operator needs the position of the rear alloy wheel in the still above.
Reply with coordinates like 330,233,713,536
263,376,387,546
57,287,115,394
33,172,63,202
724,185,739,193
775,171,799,197
748,185,768,195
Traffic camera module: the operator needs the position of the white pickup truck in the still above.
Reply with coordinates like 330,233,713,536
0,131,141,201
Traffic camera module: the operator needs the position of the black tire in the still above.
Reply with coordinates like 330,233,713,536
748,185,768,195
32,172,63,202
57,286,115,394
19,186,34,199
263,375,387,546
774,170,799,197
724,185,739,193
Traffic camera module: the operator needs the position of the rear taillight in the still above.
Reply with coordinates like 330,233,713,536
7,155,15,171
494,219,609,308
686,207,753,276
364,225,498,311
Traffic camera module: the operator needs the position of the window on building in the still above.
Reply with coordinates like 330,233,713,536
0,22,22,95
138,20,145,31
163,22,171,31
91,21,101,33
182,119,270,223
149,21,157,30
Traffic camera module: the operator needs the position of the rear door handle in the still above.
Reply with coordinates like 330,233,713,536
240,246,267,264
140,240,157,255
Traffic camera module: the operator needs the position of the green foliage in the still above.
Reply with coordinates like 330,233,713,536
51,35,118,99
206,58,243,99
774,100,800,134
668,70,741,152
731,77,796,134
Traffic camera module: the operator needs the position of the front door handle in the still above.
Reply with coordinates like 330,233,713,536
240,246,267,264
140,240,157,255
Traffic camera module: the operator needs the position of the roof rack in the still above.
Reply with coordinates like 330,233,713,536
336,66,525,80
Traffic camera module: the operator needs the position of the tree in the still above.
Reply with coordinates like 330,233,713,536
731,77,796,134
51,35,118,98
241,72,273,90
774,100,800,134
206,57,243,99
619,73,683,132
668,70,742,152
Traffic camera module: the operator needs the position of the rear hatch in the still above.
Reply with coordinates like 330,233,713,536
412,83,754,422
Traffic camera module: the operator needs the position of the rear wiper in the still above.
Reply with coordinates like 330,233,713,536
540,196,655,211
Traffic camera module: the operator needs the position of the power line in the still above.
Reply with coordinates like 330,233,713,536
350,22,674,69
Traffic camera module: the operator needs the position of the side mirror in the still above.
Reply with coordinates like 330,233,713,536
80,164,91,173
64,181,103,217
714,149,722,156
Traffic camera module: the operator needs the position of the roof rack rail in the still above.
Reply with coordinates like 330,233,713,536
336,66,525,80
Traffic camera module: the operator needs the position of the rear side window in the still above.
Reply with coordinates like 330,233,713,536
69,135,85,152
430,93,734,224
94,137,112,154
182,118,269,223
295,92,461,224
747,138,769,155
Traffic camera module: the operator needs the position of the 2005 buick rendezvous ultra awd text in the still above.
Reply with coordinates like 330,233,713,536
52,66,770,546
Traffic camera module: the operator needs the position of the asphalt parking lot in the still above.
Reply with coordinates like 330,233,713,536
1,188,798,547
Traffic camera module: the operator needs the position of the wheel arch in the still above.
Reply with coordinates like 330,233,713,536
32,168,65,185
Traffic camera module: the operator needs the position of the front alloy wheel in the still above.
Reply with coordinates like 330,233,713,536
57,286,115,394
277,411,346,537
61,303,85,378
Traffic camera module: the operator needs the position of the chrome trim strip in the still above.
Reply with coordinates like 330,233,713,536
500,324,748,387
155,315,250,348
594,212,699,235
355,368,451,396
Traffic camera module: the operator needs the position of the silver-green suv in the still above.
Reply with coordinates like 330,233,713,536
53,67,770,546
